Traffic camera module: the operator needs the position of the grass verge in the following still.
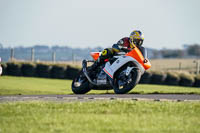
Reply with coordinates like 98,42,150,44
0,100,200,133
0,76,200,95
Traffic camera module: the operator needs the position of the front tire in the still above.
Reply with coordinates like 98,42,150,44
71,70,91,94
113,63,141,94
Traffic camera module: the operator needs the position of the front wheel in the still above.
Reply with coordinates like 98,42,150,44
113,63,141,94
71,70,91,94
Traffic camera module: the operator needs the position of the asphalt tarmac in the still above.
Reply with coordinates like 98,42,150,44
0,94,200,102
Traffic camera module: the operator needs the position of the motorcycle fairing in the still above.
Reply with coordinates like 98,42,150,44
90,52,101,61
126,47,151,70
103,56,145,79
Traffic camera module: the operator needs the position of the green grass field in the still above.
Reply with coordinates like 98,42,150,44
1,76,200,133
0,100,200,133
0,76,200,95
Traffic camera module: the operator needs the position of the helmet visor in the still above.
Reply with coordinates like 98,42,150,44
133,39,143,46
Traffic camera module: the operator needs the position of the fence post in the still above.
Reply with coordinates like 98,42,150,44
52,52,56,63
72,51,75,64
179,62,182,71
31,48,35,62
196,60,200,75
194,60,200,75
10,48,14,61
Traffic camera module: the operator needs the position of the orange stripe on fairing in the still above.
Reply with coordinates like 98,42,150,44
125,47,151,70
103,68,113,79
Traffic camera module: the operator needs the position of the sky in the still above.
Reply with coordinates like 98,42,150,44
0,0,200,49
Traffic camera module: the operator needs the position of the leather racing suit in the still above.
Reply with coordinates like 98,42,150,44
98,37,148,63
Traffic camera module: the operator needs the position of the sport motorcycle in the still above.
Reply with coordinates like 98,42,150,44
71,46,151,94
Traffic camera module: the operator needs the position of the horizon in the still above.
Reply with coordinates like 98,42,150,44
0,43,191,50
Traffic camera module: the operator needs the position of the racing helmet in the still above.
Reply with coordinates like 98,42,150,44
129,30,144,48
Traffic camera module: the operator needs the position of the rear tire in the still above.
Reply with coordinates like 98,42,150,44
71,70,91,94
113,63,141,94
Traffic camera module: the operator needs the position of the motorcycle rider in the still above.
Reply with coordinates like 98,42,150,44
90,30,148,70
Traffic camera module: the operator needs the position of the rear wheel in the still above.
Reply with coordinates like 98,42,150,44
113,63,141,94
71,70,91,94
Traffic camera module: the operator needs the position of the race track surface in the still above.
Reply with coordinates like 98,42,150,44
0,94,200,102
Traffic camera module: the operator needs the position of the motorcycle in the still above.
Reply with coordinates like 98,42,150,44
71,46,151,94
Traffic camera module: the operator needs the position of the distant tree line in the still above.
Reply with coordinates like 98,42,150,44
0,45,103,62
152,44,200,58
187,44,200,57
0,43,199,62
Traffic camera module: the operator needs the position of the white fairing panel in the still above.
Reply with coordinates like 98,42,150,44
103,56,145,79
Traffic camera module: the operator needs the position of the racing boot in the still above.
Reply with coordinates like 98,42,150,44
88,48,111,71
88,60,101,71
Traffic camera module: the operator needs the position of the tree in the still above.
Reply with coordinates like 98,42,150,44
187,44,200,57
160,49,184,58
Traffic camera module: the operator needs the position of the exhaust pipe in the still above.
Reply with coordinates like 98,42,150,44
82,60,98,86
